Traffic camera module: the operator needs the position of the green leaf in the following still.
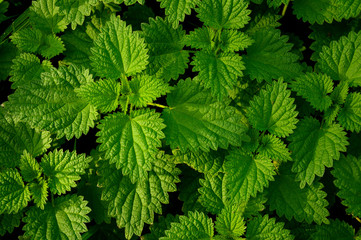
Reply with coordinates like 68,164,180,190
9,53,52,89
0,41,19,81
258,134,291,162
29,0,68,33
332,155,361,218
310,219,355,240
243,28,302,82
10,27,43,53
291,72,334,112
267,166,329,225
292,0,338,24
184,27,215,50
161,211,214,240
246,214,294,240
0,212,22,236
0,1,9,24
38,34,65,58
215,204,246,237
57,0,97,30
0,110,52,168
19,151,42,182
40,149,91,195
99,154,180,239
23,194,91,240
245,12,281,35
97,109,165,183
337,93,361,132
196,0,251,29
247,79,298,138
142,17,189,81
123,4,155,31
162,79,249,152
318,31,361,86
289,117,348,188
7,64,99,140
199,172,227,214
127,74,172,108
75,78,121,113
192,50,245,100
29,178,48,210
157,0,197,28
267,0,289,8
220,30,254,52
225,148,276,202
0,168,30,214
90,14,148,79
143,214,179,240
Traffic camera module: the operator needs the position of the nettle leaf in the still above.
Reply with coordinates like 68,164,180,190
162,79,249,152
245,13,281,35
9,53,52,89
215,204,246,238
292,0,338,24
196,0,251,29
0,212,22,236
23,194,91,240
90,14,148,79
332,155,361,218
225,148,276,202
246,215,294,240
157,0,197,28
143,214,179,240
99,154,180,239
0,168,30,214
247,79,298,138
75,78,121,113
258,134,292,162
38,34,65,59
289,117,348,188
0,0,9,24
142,17,189,81
161,211,214,240
19,151,42,182
291,72,334,112
337,92,361,132
192,50,245,100
10,27,43,53
318,31,361,86
310,219,355,240
267,0,290,8
184,27,215,50
268,166,329,225
29,178,48,210
244,28,302,82
0,42,19,81
97,109,165,183
220,30,254,52
0,110,52,168
29,0,68,33
7,64,98,140
41,149,92,195
127,74,172,108
57,0,97,30
199,172,227,214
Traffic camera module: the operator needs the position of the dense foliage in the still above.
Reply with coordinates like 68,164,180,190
0,0,361,239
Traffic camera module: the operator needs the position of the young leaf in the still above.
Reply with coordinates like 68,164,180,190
267,166,329,225
98,154,180,239
127,74,172,108
192,50,245,100
246,215,294,240
215,204,246,237
258,134,291,162
243,28,302,82
157,0,197,28
196,0,251,29
337,93,361,132
90,14,148,79
23,194,91,240
37,34,65,59
29,178,48,210
9,53,52,89
289,117,348,188
40,149,92,195
247,79,298,138
332,155,361,218
220,30,254,52
318,31,361,86
0,110,52,168
225,148,276,202
161,211,214,240
97,109,165,183
292,73,334,112
0,168,30,214
184,27,215,50
141,17,189,81
162,79,249,152
19,151,42,182
7,64,98,140
75,78,121,113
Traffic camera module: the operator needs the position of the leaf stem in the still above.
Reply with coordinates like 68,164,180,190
147,102,169,109
282,3,289,16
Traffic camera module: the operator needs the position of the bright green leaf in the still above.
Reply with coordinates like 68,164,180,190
29,178,48,210
157,0,197,28
337,93,361,132
258,134,291,162
215,204,246,238
19,151,42,182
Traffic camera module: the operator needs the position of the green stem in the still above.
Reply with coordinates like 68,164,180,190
121,74,131,114
73,138,77,151
147,102,169,109
282,3,289,16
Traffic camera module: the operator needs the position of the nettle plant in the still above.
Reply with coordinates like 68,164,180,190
0,0,361,239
